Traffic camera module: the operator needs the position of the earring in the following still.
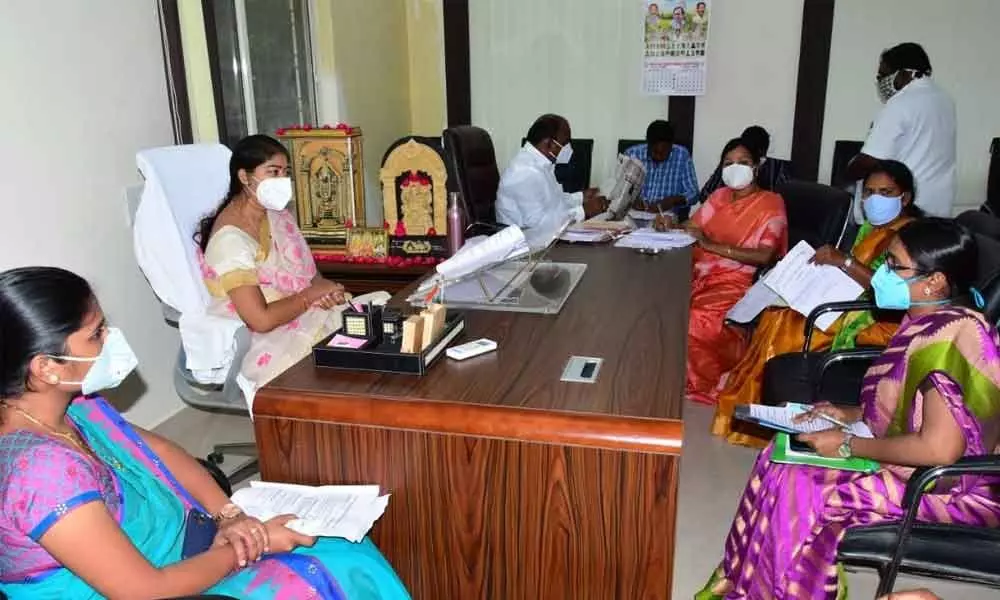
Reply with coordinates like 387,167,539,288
47,375,59,384
923,286,931,296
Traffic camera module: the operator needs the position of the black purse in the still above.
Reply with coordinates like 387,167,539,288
182,510,218,559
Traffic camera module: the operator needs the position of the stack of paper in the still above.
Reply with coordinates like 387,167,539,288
615,228,696,250
231,481,390,542
560,228,613,243
726,241,864,330
627,209,659,222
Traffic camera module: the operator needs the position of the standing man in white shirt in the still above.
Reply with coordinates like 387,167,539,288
846,42,956,219
495,114,607,230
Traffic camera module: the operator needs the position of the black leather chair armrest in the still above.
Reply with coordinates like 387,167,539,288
801,300,877,350
813,348,882,403
873,454,1000,595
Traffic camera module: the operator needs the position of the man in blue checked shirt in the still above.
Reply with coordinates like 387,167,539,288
624,120,699,219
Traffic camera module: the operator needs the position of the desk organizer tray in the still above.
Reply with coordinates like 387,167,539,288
313,311,465,375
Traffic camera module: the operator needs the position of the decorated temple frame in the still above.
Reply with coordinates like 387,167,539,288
379,138,449,258
278,125,366,250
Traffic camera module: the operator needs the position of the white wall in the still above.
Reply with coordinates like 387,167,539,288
316,0,413,227
470,0,803,188
0,0,183,427
470,0,669,186
691,0,802,184
820,0,1000,215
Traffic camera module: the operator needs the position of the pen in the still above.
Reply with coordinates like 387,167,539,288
813,411,850,431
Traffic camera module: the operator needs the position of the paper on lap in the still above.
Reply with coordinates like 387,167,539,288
735,403,874,438
231,481,389,543
726,241,864,329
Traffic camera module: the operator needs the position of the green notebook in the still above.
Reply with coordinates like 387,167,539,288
770,432,880,473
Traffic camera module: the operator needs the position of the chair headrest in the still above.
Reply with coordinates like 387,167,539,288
133,144,232,313
136,144,233,219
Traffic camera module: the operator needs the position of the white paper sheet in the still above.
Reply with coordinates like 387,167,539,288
627,209,659,221
739,403,874,438
560,228,613,243
435,225,528,281
726,279,783,323
231,481,389,542
615,228,696,250
762,241,864,331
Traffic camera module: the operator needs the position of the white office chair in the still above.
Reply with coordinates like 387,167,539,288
133,144,258,485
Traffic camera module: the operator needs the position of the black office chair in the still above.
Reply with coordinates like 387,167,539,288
776,180,853,250
958,208,1000,240
982,137,1000,216
520,136,594,194
838,455,1000,595
830,139,865,190
761,232,1000,409
442,126,503,236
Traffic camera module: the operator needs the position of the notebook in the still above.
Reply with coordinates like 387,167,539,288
771,432,880,473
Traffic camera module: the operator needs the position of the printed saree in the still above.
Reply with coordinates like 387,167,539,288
200,209,388,403
686,187,788,404
710,218,912,447
0,396,410,599
698,306,1000,599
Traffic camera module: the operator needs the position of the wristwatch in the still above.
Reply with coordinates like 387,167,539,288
838,432,854,458
214,502,244,522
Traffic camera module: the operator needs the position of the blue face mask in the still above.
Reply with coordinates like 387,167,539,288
871,264,950,310
863,194,903,226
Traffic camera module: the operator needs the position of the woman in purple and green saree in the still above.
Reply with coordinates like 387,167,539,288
698,218,1000,599
0,267,410,600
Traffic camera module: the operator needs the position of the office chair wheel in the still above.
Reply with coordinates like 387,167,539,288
207,452,225,465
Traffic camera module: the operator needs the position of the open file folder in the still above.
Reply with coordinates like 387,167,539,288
408,219,587,314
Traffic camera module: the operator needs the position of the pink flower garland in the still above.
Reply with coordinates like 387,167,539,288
275,123,357,136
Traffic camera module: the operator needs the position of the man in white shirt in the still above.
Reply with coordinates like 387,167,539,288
495,114,607,230
847,42,956,219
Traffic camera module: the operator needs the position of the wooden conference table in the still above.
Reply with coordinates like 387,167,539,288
254,243,692,599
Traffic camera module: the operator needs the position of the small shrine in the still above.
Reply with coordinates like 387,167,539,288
278,124,366,250
379,137,449,258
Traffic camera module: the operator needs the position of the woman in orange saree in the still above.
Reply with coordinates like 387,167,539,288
711,160,925,446
664,138,788,404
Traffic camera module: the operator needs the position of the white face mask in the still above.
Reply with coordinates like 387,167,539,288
721,163,754,190
553,141,573,164
876,72,898,104
51,328,138,395
252,176,293,210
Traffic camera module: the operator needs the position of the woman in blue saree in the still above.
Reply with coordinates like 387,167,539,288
0,267,410,599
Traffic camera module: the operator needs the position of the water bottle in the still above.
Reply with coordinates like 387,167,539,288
446,191,465,256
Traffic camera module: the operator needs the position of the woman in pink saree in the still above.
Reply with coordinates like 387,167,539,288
698,219,1000,599
196,135,388,402
657,138,788,404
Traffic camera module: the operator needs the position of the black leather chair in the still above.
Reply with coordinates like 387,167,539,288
442,125,502,235
761,232,1000,409
983,137,1000,216
830,139,865,190
520,136,593,194
958,208,1000,240
838,455,1000,595
775,180,853,250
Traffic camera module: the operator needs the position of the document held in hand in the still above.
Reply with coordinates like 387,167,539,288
733,403,874,438
726,241,864,330
231,481,390,542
